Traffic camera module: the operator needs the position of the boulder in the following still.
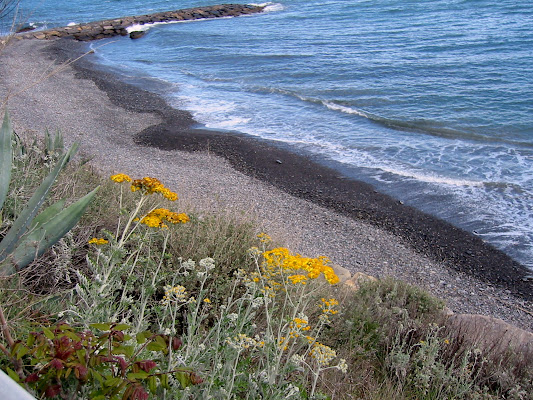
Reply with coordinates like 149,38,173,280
129,31,146,40
344,272,378,290
445,313,533,356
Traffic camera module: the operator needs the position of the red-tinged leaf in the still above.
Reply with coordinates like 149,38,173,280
25,373,39,383
191,372,204,385
122,385,134,400
112,330,125,341
44,384,61,398
136,360,157,373
117,356,128,374
132,385,149,400
75,364,89,380
172,337,182,351
50,358,64,370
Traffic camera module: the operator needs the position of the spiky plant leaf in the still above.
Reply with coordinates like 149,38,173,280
0,143,78,264
7,186,99,271
0,110,12,211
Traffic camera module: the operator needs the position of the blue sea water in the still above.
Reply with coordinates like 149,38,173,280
14,0,533,270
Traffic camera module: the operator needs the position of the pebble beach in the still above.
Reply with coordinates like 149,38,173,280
1,38,532,332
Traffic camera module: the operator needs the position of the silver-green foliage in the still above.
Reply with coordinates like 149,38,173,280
0,111,98,274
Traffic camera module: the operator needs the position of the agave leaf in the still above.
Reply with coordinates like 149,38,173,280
8,186,99,271
0,143,79,263
30,199,66,228
53,129,64,153
0,110,13,211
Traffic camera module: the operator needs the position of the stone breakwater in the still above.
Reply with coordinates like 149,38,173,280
12,4,264,41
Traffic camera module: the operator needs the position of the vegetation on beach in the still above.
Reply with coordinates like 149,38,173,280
0,120,532,399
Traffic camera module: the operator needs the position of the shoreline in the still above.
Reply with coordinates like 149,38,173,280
1,38,532,330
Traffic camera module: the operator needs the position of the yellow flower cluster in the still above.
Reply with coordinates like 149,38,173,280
88,238,108,245
257,232,272,243
110,173,132,183
288,316,311,339
287,274,308,285
161,285,188,305
141,208,189,228
262,247,339,285
320,298,339,315
310,341,337,367
110,174,178,201
131,177,178,201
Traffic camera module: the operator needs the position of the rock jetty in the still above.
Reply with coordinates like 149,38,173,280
13,4,265,41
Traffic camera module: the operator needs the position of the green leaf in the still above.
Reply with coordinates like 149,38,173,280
104,376,122,387
11,186,99,269
111,345,134,358
159,373,170,389
148,375,157,394
42,327,54,340
5,367,20,382
91,369,104,384
135,331,152,345
26,334,35,347
76,349,86,364
112,323,130,331
146,342,166,352
127,371,148,380
175,371,192,389
16,344,30,359
0,110,12,211
90,323,111,331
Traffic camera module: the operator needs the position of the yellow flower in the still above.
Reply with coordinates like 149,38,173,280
261,248,339,285
203,298,211,303
131,177,178,201
88,238,108,245
140,208,189,228
320,297,339,315
288,274,308,285
257,233,272,243
110,173,132,183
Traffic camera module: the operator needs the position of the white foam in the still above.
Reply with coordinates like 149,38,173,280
322,101,371,119
67,22,77,26
250,3,285,12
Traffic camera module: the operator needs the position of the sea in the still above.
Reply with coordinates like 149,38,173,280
11,0,533,271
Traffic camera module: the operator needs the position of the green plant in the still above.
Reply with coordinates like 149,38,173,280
3,321,201,399
0,111,99,274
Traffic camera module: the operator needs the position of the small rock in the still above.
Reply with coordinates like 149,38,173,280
129,30,146,39
275,159,282,164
